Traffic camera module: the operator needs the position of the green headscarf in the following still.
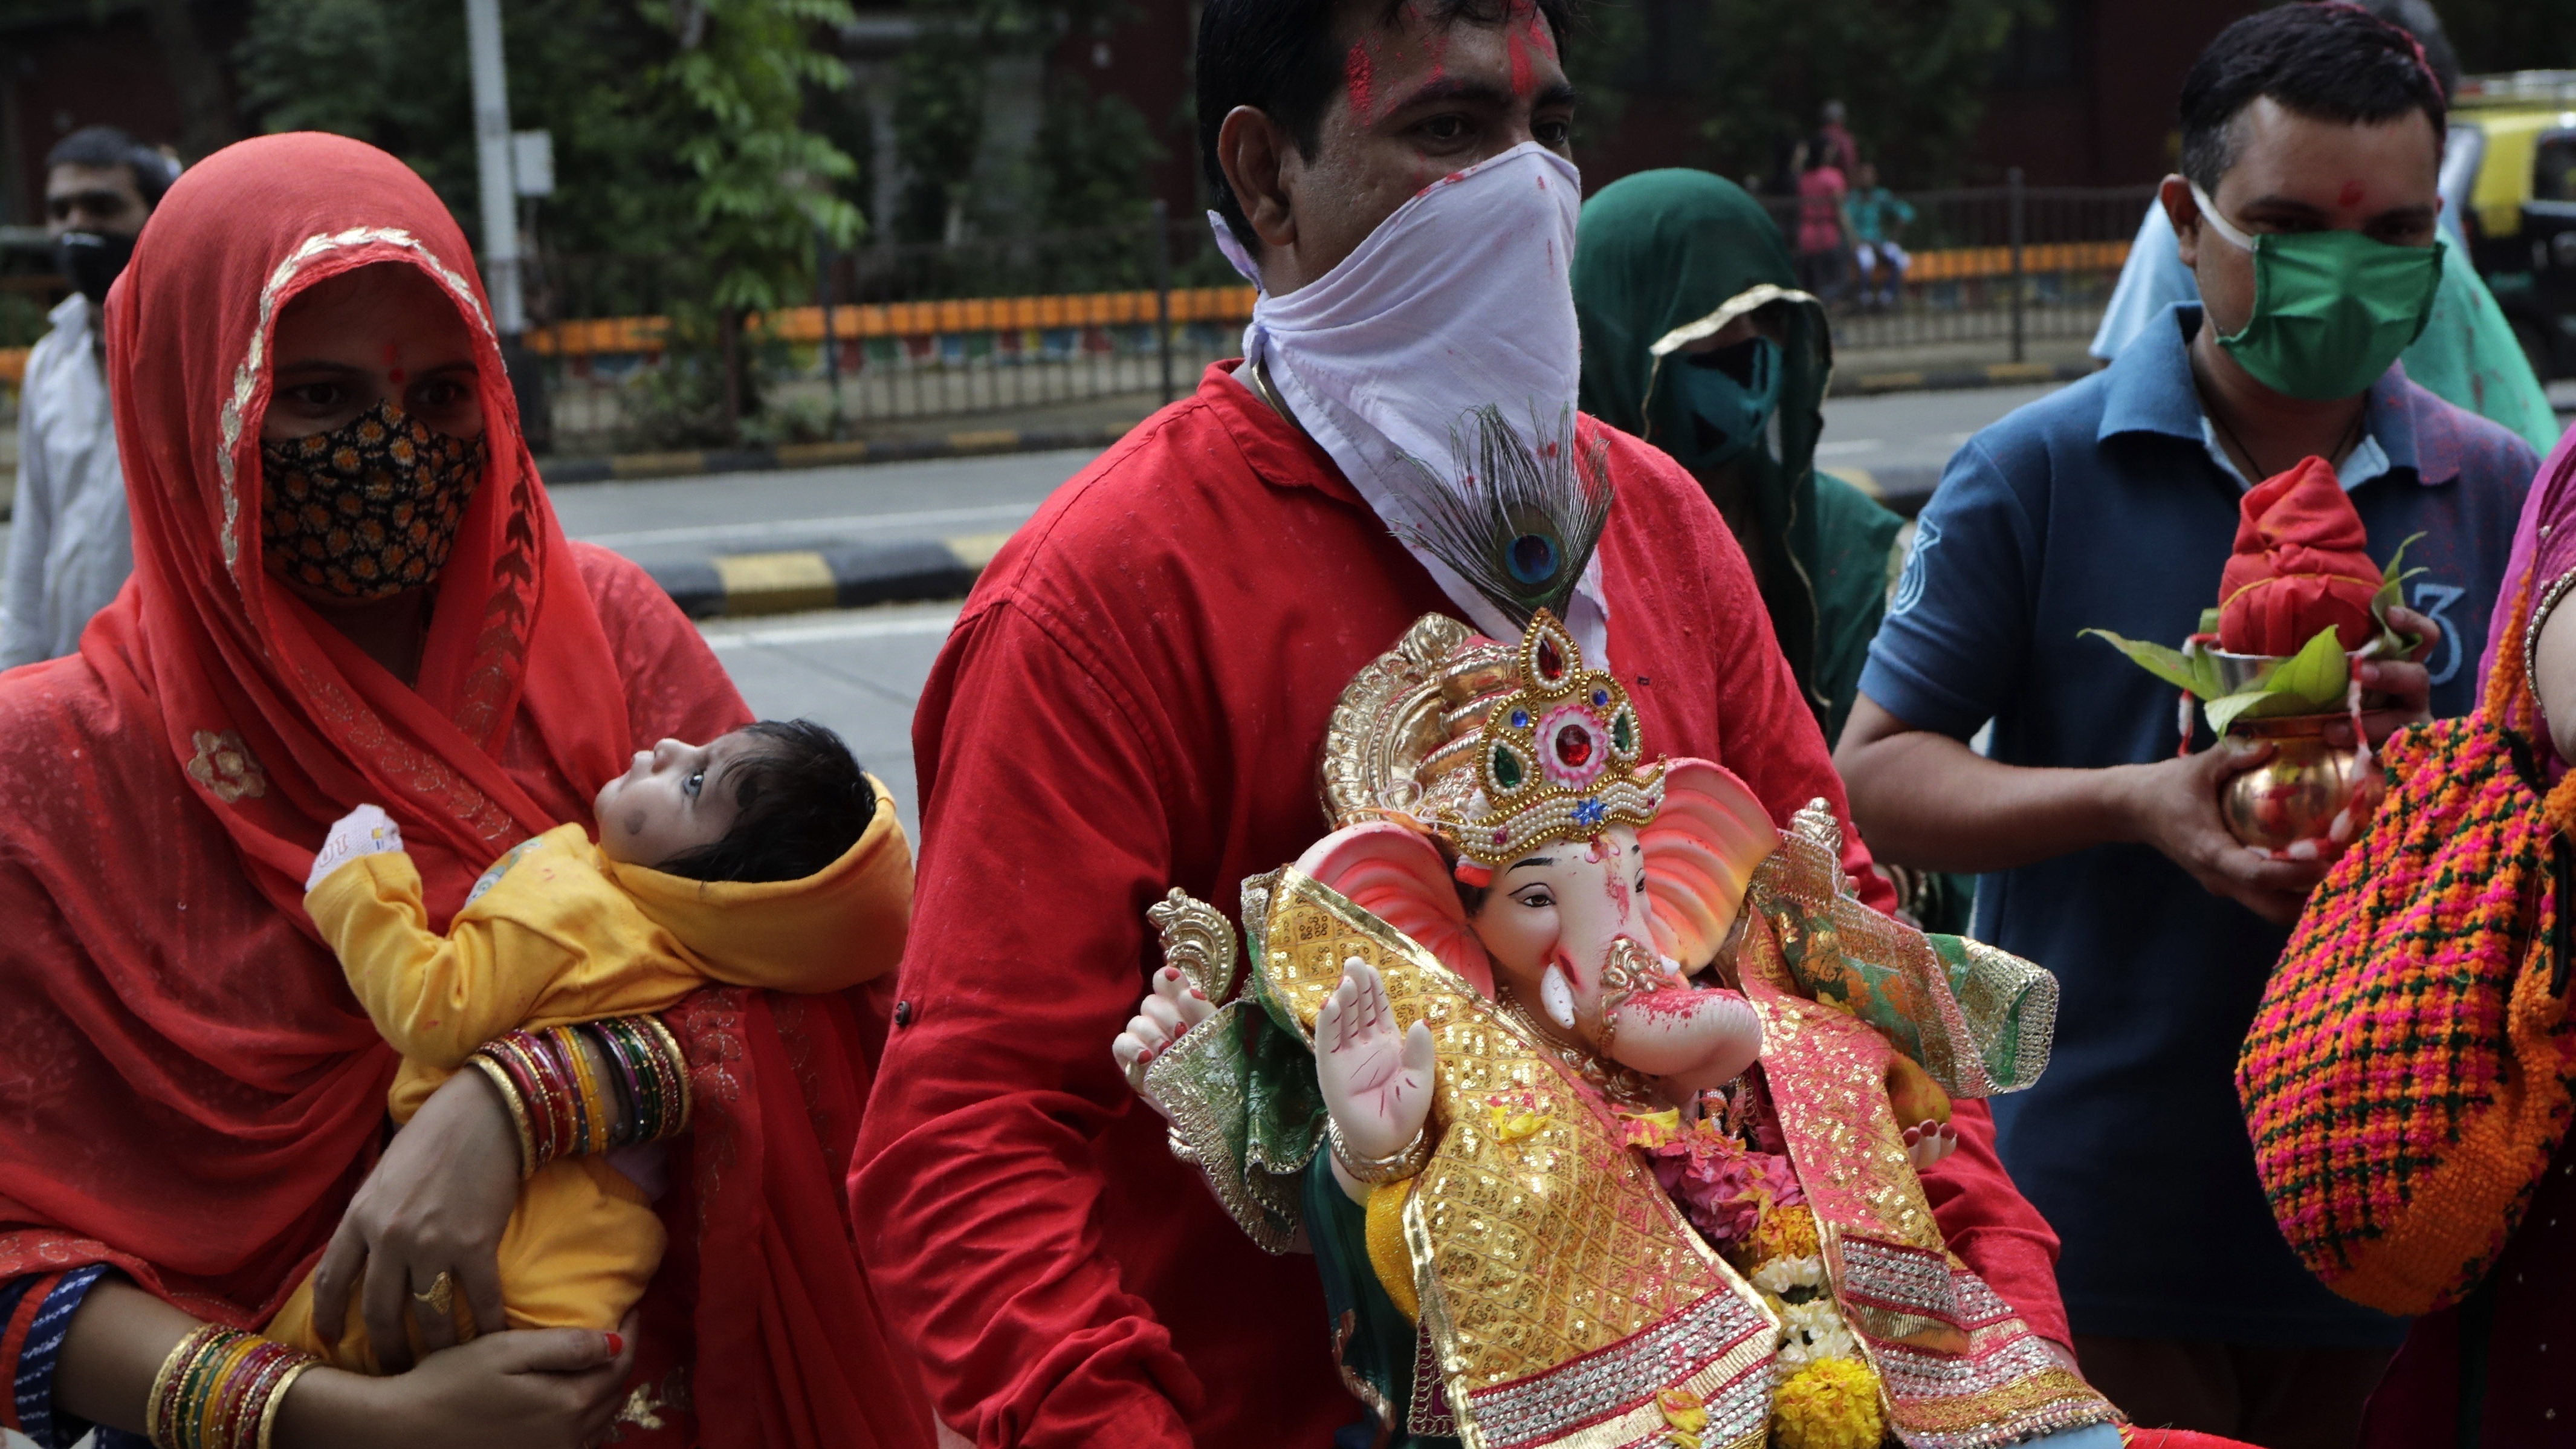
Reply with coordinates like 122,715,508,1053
1574,169,1901,743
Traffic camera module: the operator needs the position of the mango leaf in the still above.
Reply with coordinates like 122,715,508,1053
2371,532,2430,661
2198,608,2223,637
2176,639,2231,700
2270,624,2353,706
2082,630,2204,695
2202,689,2278,736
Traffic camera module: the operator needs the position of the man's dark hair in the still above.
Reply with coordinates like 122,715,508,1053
44,126,180,210
2356,0,2459,102
656,720,875,884
2178,3,2446,196
1196,0,1576,252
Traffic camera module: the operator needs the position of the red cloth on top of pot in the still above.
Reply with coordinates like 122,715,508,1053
2217,455,2383,655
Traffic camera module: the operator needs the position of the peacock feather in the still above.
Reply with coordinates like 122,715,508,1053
1388,404,1613,630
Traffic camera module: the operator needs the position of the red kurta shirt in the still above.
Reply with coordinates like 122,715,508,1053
852,365,2071,1448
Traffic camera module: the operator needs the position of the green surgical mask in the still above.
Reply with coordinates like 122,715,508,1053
2189,184,2442,401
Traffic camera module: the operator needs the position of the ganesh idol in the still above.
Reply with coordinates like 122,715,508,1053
1112,409,2120,1449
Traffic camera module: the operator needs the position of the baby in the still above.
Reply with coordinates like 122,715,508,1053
265,719,910,1370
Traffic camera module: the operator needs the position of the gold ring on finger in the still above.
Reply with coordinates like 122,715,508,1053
412,1269,456,1317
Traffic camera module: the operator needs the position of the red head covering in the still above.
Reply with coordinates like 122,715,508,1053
0,135,935,1447
2216,455,2384,656
92,131,630,925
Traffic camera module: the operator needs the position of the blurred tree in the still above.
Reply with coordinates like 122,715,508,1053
1568,0,2050,189
235,0,684,277
2439,0,2576,74
646,0,866,313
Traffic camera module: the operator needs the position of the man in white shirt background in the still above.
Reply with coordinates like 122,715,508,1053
3,127,179,670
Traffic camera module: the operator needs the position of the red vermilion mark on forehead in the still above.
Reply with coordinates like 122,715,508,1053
1519,2,1558,60
1345,42,1377,122
2339,179,2366,208
384,342,406,387
1507,24,1533,98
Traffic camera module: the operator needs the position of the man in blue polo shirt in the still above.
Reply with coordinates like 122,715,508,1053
1836,8,2538,1447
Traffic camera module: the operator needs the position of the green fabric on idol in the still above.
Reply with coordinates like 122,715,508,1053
1573,169,1903,746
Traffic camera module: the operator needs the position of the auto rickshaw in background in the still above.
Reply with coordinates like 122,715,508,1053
2452,71,2576,380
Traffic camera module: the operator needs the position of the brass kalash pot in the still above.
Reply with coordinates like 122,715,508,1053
2206,649,2386,857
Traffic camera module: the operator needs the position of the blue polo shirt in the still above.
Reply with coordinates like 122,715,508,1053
1860,303,2537,1346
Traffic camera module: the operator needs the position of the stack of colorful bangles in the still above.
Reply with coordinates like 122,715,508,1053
145,1324,319,1449
464,1018,692,1179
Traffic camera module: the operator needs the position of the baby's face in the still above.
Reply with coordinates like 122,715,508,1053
594,732,759,867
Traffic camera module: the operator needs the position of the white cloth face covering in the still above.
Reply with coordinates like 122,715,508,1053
1208,141,1608,657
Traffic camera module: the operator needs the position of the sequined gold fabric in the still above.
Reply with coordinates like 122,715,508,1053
1741,828,2056,1099
1258,868,1776,1449
1742,906,2121,1447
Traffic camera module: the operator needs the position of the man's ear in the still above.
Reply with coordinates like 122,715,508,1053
2160,174,2202,271
1217,105,1299,254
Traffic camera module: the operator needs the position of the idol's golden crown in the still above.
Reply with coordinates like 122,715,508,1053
1322,609,1665,869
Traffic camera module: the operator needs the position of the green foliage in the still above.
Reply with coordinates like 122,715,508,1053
235,0,680,264
2440,0,2576,74
1568,0,2050,187
0,291,53,349
891,17,990,244
645,0,865,313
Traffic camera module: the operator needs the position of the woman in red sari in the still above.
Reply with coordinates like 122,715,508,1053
0,134,930,1448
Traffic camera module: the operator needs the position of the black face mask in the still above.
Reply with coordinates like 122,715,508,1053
54,230,137,307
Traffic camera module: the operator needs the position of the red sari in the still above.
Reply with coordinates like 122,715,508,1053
0,133,928,1449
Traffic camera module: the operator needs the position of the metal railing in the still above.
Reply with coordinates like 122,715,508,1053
0,179,2129,452
1759,177,2157,357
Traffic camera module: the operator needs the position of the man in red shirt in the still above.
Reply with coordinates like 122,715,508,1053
849,2,2076,1444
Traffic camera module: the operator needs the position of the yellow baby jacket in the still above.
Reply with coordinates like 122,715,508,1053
306,778,912,1120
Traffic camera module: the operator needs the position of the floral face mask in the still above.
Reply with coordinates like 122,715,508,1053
259,399,484,600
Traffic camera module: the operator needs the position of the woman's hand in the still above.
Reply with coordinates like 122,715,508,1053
311,1067,520,1371
278,1318,639,1449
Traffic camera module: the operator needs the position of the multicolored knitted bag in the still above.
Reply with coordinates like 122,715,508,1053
2238,593,2576,1317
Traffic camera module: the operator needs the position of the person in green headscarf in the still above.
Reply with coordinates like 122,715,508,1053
1575,169,1965,929
1574,167,1902,745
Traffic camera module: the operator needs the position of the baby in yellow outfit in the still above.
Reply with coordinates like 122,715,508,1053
265,719,911,1371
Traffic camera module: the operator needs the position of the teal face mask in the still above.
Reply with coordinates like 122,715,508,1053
2190,183,2442,401
1663,336,1782,471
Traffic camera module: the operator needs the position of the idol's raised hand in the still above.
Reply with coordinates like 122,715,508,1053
1112,965,1215,1115
1315,957,1435,1202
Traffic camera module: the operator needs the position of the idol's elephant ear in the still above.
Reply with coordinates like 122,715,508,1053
1641,758,1781,971
1293,822,1495,998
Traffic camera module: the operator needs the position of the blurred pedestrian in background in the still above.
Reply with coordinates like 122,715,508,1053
1837,6,2536,1442
1847,160,1915,310
1819,98,1862,175
2089,1,2557,456
2,126,176,671
1793,138,1853,302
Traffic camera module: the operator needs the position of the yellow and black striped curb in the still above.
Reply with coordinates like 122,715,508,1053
540,425,1134,485
1834,464,1942,519
1827,360,2094,398
646,532,1011,619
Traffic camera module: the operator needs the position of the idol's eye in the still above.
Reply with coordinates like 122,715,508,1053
1514,887,1555,910
684,769,704,799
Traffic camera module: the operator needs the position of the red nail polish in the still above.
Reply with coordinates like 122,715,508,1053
607,1332,624,1356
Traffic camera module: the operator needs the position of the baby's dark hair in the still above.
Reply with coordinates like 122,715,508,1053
656,720,873,884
